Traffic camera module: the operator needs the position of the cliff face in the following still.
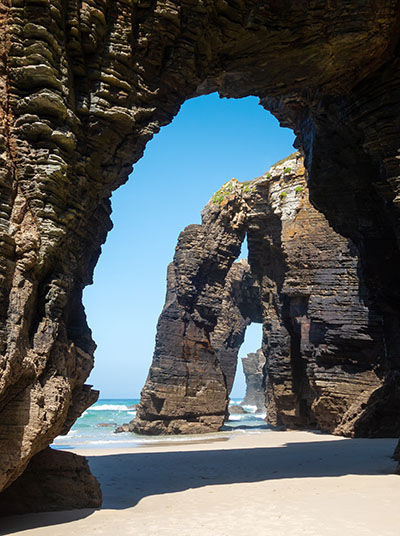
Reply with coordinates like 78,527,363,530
0,448,101,515
1,0,400,506
241,350,266,409
257,156,388,435
133,154,396,437
131,208,262,433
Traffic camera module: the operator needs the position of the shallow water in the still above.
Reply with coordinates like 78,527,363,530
52,398,270,450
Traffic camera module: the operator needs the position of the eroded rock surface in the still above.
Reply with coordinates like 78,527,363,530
0,448,101,515
133,154,396,437
229,405,248,415
131,237,262,434
241,349,266,410
1,0,400,502
256,156,387,435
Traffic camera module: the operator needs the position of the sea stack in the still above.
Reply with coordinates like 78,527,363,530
241,350,266,410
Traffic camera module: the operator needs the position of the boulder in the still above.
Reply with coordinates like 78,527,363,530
0,448,101,516
229,405,249,415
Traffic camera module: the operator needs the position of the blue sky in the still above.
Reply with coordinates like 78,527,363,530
84,93,295,399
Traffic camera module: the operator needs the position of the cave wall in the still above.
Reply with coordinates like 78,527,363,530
0,447,102,515
0,0,400,507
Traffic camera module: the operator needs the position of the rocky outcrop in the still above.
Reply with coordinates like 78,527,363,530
1,0,400,503
241,350,266,409
130,214,262,434
132,154,395,437
229,405,248,415
0,448,101,515
256,156,387,435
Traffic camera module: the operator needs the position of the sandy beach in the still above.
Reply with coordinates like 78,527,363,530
1,430,399,536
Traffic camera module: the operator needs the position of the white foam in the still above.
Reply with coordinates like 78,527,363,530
88,404,130,411
242,405,257,412
87,439,138,445
127,411,136,416
53,430,80,442
228,415,244,421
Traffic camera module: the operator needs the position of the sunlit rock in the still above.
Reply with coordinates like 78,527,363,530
1,0,400,506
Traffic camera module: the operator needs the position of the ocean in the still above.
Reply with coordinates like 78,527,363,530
52,398,270,450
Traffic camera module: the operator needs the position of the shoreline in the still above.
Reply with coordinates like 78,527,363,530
2,430,400,535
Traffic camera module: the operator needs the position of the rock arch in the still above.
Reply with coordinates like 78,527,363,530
130,154,396,437
0,0,400,510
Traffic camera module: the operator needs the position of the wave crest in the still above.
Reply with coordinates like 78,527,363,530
88,404,130,411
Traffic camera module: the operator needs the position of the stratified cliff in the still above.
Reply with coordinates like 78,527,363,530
1,0,400,506
256,156,388,435
130,222,262,433
133,154,396,437
241,350,266,410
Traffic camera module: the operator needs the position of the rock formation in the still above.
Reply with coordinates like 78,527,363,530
0,447,101,515
130,241,262,434
1,0,400,506
255,156,388,436
241,350,266,410
229,405,248,415
132,154,398,438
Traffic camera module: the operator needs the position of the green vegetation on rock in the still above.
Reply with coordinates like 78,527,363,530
212,194,225,205
212,179,237,205
271,152,298,168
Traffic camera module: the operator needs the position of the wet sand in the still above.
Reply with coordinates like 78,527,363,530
1,430,400,536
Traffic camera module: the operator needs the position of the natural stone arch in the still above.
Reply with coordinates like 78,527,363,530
128,154,396,437
0,0,400,510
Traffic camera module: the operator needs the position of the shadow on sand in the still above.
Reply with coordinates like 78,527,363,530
1,437,397,534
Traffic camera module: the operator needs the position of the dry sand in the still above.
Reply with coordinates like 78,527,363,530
1,430,400,536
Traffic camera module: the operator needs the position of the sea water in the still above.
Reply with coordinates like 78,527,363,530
52,398,270,450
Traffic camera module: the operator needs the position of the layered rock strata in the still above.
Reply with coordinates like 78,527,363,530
255,156,388,435
131,234,262,434
241,349,266,410
0,447,102,515
1,0,400,502
133,154,396,437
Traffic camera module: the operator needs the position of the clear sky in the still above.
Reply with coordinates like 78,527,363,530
84,93,295,399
